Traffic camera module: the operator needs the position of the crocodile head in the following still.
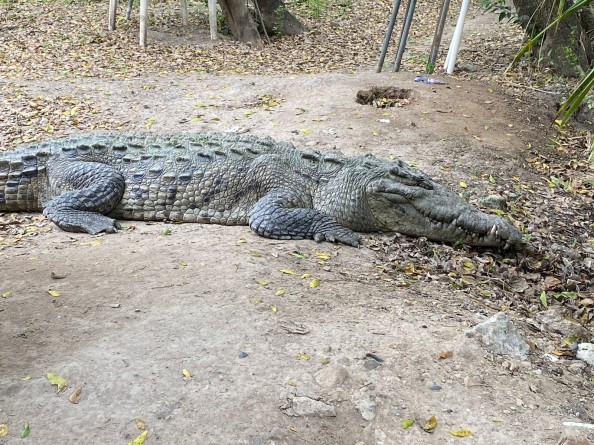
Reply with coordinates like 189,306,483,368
363,163,523,247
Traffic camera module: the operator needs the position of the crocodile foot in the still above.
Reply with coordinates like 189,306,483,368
43,208,120,234
314,229,361,247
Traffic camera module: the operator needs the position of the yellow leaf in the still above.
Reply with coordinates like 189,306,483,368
21,375,32,381
450,428,473,437
237,238,247,244
47,373,69,393
129,430,148,445
1,291,12,298
135,418,146,430
296,353,310,361
69,385,83,404
180,262,188,267
79,239,103,247
270,305,278,313
301,128,312,135
423,415,437,432
321,357,330,365
250,251,262,257
309,278,320,288
182,369,193,380
372,131,379,136
257,280,270,286
47,290,62,297
301,274,310,279
250,297,262,304
459,181,468,188
0,424,8,437
279,269,297,275
290,426,297,432
275,289,286,296
315,252,331,260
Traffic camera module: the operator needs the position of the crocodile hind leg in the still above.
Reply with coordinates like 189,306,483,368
42,160,126,234
248,192,361,247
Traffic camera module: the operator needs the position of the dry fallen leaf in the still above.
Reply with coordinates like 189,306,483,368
436,351,453,359
69,385,83,404
309,278,320,288
275,289,286,296
279,269,297,275
182,369,193,381
450,428,473,437
47,289,62,297
423,415,437,433
135,418,146,431
0,425,8,438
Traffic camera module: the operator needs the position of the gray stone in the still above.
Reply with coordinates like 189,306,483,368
283,396,336,417
466,312,530,359
535,307,592,342
576,343,594,366
314,364,349,388
356,399,377,421
364,359,381,370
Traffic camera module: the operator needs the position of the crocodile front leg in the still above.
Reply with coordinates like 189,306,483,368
248,191,361,247
42,159,125,234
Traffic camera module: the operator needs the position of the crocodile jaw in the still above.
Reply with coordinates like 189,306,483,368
367,181,523,247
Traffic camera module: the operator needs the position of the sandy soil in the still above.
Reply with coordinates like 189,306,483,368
0,67,592,445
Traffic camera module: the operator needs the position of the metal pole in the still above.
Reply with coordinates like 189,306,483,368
376,0,403,73
427,0,450,74
392,0,416,72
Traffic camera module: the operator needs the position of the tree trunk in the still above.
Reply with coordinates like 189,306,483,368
512,0,593,77
218,0,262,46
256,0,308,36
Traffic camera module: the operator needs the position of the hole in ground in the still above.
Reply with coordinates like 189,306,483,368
356,86,414,108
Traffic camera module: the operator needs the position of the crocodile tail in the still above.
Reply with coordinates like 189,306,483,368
0,152,46,212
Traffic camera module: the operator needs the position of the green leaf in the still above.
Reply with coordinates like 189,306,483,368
401,419,414,429
539,291,548,308
21,423,30,438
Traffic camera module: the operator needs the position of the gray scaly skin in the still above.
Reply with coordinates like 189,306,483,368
0,132,523,247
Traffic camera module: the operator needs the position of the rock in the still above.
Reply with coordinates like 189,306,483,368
364,359,381,370
314,364,349,388
466,312,530,359
480,194,507,210
283,396,336,417
577,343,594,366
536,307,592,342
356,399,377,421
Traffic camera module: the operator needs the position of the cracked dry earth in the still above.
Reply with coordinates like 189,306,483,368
1,71,593,445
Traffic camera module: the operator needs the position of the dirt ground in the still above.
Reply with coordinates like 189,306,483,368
2,4,594,438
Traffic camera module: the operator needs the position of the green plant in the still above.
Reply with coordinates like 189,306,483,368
507,0,594,126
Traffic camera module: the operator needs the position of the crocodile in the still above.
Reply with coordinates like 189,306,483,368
0,132,523,247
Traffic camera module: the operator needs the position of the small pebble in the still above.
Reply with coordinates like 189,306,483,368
110,303,120,308
364,359,381,370
430,384,442,392
238,351,249,358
